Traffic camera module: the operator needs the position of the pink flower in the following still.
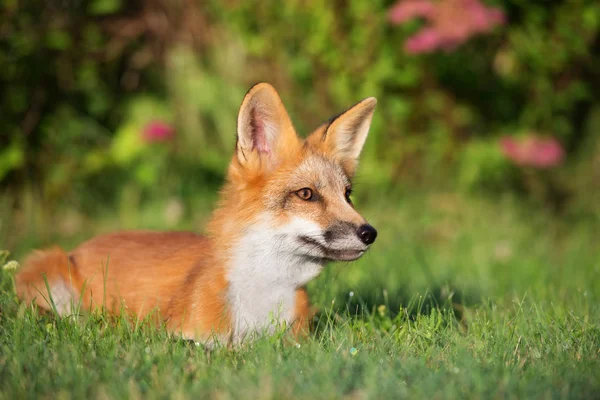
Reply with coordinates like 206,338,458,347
388,0,505,54
500,135,564,168
405,28,443,53
388,0,435,24
142,121,175,143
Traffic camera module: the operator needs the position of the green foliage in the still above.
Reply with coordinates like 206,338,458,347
0,0,598,211
88,0,122,15
458,138,514,192
0,140,24,181
499,1,599,141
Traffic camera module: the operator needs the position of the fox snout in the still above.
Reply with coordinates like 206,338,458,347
324,222,377,246
357,224,377,245
296,221,377,262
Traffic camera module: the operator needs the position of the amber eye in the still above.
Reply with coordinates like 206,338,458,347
345,188,353,204
296,188,314,201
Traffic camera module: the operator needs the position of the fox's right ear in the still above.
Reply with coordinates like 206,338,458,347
236,83,299,170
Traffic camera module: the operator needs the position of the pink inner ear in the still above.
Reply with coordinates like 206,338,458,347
250,107,271,154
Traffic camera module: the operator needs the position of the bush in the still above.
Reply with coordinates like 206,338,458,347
1,0,598,212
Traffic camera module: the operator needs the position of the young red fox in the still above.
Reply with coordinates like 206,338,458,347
15,83,378,345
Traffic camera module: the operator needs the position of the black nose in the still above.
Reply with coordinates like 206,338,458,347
357,224,377,245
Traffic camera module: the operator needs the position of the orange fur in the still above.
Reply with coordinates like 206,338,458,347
292,287,313,336
16,247,76,311
15,83,377,345
16,232,216,317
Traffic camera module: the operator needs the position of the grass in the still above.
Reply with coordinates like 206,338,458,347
1,191,599,399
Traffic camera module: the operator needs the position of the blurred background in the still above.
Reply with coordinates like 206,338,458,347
1,0,599,300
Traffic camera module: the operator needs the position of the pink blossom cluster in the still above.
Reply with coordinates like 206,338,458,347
500,135,564,168
142,120,175,143
388,0,505,54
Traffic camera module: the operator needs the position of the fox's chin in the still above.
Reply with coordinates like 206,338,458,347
322,249,366,262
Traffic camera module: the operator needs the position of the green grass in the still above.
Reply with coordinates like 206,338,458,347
1,192,599,399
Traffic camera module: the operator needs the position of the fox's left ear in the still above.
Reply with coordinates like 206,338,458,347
308,97,377,177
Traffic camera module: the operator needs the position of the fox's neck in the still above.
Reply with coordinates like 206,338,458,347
215,214,323,341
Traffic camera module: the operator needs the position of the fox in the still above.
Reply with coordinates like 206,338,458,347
15,83,378,345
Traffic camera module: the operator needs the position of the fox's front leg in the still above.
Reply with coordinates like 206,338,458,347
292,287,315,338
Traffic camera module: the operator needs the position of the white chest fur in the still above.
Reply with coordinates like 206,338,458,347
227,215,324,342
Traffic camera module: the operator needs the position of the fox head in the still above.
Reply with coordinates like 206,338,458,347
212,83,377,281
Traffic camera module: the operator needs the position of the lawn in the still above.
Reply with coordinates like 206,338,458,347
1,192,599,399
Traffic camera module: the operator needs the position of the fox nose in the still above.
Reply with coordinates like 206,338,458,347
357,224,377,245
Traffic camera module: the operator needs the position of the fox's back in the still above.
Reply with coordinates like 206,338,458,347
69,231,210,316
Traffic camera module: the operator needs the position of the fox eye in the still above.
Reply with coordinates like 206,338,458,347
296,188,314,201
345,188,353,204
